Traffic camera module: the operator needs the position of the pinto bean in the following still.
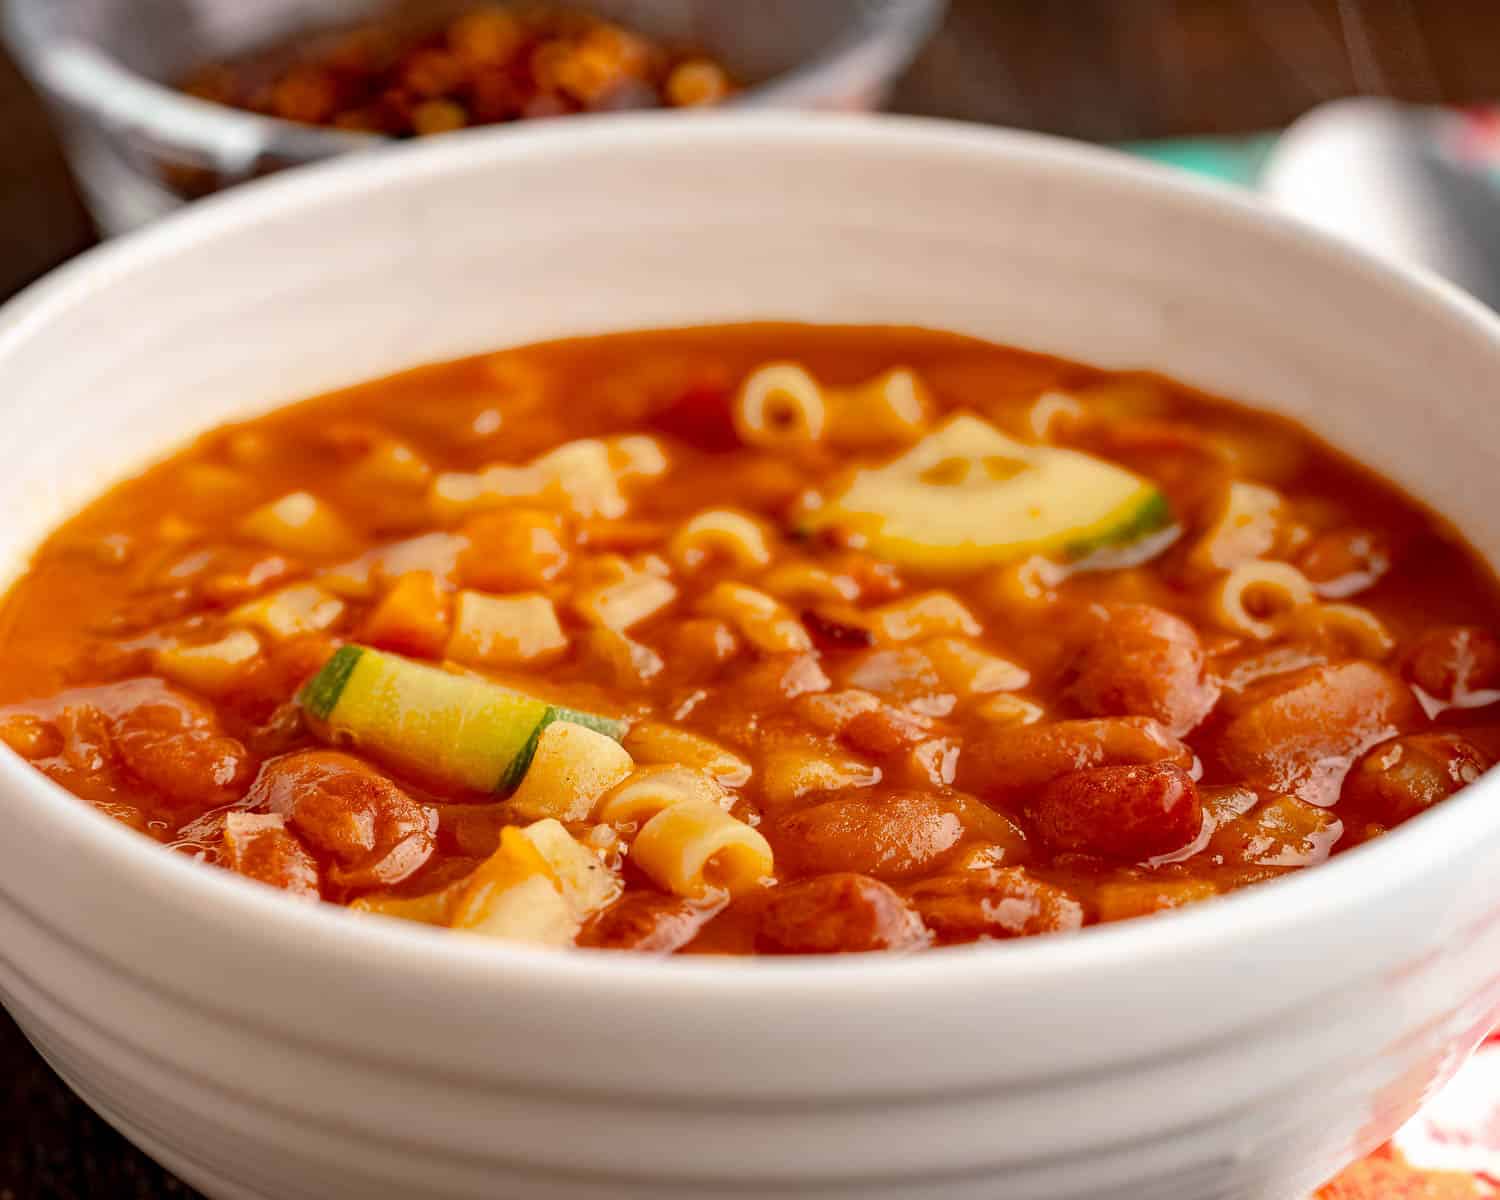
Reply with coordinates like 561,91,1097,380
247,750,436,892
1207,796,1342,868
959,715,1193,798
1062,603,1219,735
841,703,934,758
903,867,1083,943
1095,878,1218,922
1342,733,1488,824
113,696,252,815
757,873,928,954
223,817,321,899
1296,527,1390,599
1403,626,1500,708
578,891,724,953
1030,762,1203,861
13,677,252,816
776,790,965,883
1214,662,1418,805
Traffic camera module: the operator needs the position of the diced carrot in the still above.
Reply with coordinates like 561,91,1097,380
363,571,451,659
459,508,570,592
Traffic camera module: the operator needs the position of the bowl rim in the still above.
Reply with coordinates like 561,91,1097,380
2,111,1500,999
1,0,947,165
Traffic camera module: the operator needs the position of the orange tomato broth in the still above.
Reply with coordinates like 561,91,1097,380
1,323,1498,955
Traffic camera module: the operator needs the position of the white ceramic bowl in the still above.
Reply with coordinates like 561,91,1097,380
1,114,1499,1200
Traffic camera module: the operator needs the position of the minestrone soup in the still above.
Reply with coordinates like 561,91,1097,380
2,325,1496,954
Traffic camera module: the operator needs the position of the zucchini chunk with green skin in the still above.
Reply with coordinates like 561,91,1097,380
799,414,1172,572
299,645,625,794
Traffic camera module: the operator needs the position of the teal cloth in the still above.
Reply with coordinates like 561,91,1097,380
1120,134,1279,186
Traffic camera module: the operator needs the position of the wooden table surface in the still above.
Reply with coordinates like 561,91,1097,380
4,1,1500,1195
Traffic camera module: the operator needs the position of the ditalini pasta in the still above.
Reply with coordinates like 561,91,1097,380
1209,560,1317,639
3,323,1498,955
596,765,774,897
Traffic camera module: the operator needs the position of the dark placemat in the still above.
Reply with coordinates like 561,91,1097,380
5,2,1500,1197
0,1013,200,1200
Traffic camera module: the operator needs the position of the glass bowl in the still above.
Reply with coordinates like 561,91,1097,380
3,0,945,232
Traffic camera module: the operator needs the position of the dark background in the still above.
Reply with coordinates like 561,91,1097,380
4,0,1500,1195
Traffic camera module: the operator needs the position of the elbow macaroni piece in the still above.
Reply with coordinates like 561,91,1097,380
870,592,982,643
734,363,827,448
922,636,1030,696
1188,481,1285,574
826,368,934,447
733,362,933,450
230,583,346,641
1285,601,1396,660
631,798,775,899
1210,559,1317,639
429,435,663,523
1024,390,1085,440
595,765,730,824
622,723,753,787
669,509,773,573
757,560,861,604
596,764,773,897
696,581,812,654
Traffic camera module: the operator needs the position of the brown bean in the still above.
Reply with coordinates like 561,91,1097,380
1062,603,1219,735
1342,733,1488,824
757,873,928,954
1296,527,1390,598
841,704,934,758
776,791,965,883
115,718,251,816
224,822,321,899
960,715,1193,798
1215,662,1418,805
1030,762,1203,861
117,689,249,802
21,678,252,816
578,891,724,954
1404,626,1500,707
1095,878,1217,922
248,750,436,892
903,867,1083,943
1206,796,1342,868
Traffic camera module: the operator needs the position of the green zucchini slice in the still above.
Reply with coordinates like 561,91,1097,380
799,414,1172,572
299,645,625,794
